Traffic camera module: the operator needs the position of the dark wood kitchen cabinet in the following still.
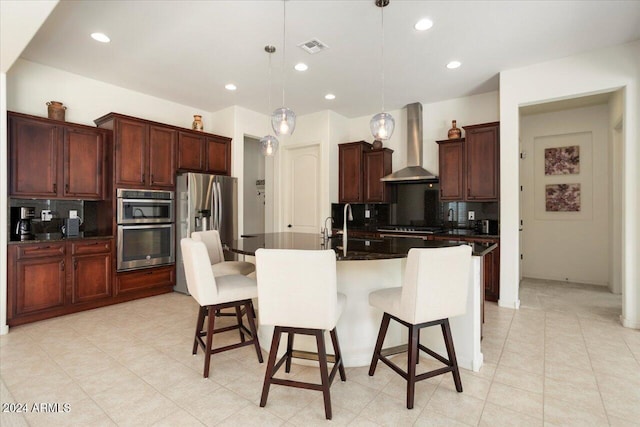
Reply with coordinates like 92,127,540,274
69,239,113,304
436,122,499,202
115,265,175,296
95,113,176,190
364,148,393,203
177,131,232,175
8,112,109,199
339,141,393,203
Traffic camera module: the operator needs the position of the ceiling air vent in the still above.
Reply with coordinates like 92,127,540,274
298,38,329,54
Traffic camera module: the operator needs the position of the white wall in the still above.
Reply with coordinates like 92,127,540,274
520,105,610,285
500,41,639,328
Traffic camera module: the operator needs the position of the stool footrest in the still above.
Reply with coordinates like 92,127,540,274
291,350,337,364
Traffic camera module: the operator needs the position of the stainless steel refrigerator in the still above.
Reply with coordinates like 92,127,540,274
175,173,238,294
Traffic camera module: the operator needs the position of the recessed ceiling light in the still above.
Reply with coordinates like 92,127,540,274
294,63,308,71
414,18,433,31
325,94,336,100
447,61,461,69
225,83,237,91
90,32,110,43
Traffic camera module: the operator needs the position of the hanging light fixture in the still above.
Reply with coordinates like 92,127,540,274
271,0,296,136
261,45,280,156
370,0,395,142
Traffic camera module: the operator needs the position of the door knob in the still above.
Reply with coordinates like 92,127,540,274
287,224,292,228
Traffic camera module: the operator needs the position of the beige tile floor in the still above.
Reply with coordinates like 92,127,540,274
1,278,639,426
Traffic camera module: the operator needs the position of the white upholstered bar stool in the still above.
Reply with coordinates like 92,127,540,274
191,230,255,277
255,249,347,420
181,238,263,378
368,245,472,409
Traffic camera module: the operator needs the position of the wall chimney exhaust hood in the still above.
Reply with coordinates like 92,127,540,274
380,102,438,182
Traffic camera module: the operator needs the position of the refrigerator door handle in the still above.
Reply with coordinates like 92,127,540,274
212,180,219,231
217,181,223,231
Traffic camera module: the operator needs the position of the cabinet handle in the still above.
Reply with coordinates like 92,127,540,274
65,183,69,192
142,173,145,183
53,183,57,193
467,188,470,197
146,271,153,275
150,174,154,184
61,260,65,271
39,245,50,250
74,260,78,270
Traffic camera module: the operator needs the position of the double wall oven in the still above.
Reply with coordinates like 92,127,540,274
116,189,175,271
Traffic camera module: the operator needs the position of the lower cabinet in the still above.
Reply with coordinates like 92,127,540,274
7,239,175,326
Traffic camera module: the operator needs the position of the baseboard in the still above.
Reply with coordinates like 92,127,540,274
620,315,640,329
498,299,520,309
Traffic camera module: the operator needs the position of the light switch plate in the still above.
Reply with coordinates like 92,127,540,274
468,211,475,220
365,210,370,218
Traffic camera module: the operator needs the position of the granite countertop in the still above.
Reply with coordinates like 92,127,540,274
229,232,497,260
8,233,113,244
332,226,499,240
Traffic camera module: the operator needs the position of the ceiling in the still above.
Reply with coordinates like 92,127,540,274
19,0,640,119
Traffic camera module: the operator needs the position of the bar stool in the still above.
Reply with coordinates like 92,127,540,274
368,245,472,409
255,248,347,420
181,238,263,378
192,230,255,277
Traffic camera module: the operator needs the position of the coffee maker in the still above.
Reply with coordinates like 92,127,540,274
11,207,35,241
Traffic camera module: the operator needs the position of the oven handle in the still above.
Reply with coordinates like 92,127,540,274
118,223,174,231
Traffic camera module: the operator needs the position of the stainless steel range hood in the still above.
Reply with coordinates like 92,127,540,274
381,102,438,182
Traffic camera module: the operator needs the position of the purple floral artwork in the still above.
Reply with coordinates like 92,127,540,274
546,184,581,212
545,145,580,175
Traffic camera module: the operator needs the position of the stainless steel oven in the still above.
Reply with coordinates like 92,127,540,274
116,189,175,271
117,224,175,271
117,189,174,224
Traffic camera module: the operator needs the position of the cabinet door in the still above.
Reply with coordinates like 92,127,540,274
148,125,176,188
205,136,231,175
438,140,465,201
466,124,499,200
364,149,392,202
63,126,104,199
115,119,147,187
71,253,112,304
15,257,66,316
9,115,60,197
339,143,366,203
177,132,205,171
116,265,175,295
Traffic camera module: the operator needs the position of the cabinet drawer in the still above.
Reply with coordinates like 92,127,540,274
16,243,66,259
71,239,112,255
116,266,174,295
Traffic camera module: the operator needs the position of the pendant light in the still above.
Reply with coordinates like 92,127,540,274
261,45,280,156
271,0,296,136
370,0,395,141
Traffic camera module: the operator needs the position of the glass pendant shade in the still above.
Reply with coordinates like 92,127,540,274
260,135,279,156
271,107,296,136
370,112,395,141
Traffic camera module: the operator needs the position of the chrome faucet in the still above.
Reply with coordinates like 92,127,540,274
322,216,334,241
343,203,353,243
447,208,456,229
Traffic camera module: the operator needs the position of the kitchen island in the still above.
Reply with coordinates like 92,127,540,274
228,232,496,371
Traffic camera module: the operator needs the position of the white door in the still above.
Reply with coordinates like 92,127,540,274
284,144,320,233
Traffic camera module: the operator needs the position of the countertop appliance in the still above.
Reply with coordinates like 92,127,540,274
481,219,499,235
175,173,238,294
11,207,35,241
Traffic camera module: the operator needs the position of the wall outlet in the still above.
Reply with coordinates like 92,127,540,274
364,209,370,218
468,211,475,220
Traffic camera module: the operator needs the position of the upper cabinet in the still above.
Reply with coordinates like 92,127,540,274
177,131,231,175
95,113,176,190
339,141,393,203
437,122,500,202
9,112,109,200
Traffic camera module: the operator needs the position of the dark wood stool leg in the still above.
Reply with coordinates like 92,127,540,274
330,328,346,381
260,326,283,408
442,319,463,392
245,301,263,363
285,331,294,373
315,330,332,420
406,324,419,409
193,305,205,355
369,313,391,376
203,306,216,378
235,306,246,342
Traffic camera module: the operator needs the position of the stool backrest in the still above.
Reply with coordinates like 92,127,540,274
192,230,225,265
181,238,218,306
256,249,338,330
401,245,472,324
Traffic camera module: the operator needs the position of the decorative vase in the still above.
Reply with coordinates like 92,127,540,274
372,139,383,150
47,101,66,121
448,120,461,139
192,115,204,131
